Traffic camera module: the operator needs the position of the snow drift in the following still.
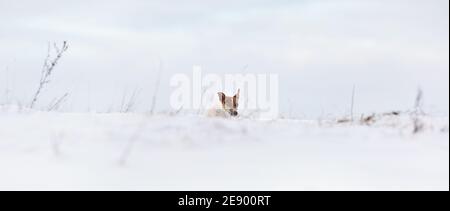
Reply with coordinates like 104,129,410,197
0,107,448,191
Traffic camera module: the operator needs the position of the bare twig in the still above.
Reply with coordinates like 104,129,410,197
150,59,163,114
350,85,356,122
120,89,127,112
30,41,69,108
412,88,425,134
414,88,424,115
48,93,69,111
361,113,376,125
121,88,141,113
174,105,184,115
383,111,401,116
337,118,351,124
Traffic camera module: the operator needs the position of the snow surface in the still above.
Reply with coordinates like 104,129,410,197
0,107,448,191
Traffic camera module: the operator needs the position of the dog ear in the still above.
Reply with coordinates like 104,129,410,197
218,92,226,105
233,89,240,107
234,89,240,100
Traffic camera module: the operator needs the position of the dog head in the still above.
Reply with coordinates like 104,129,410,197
217,89,240,117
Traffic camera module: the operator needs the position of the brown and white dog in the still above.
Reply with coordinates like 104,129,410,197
207,89,240,118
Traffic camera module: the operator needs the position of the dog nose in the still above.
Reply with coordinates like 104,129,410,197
231,111,238,116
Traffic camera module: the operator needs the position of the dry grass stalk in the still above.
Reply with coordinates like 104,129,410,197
30,41,68,108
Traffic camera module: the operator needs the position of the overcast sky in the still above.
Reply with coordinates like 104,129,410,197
0,0,448,117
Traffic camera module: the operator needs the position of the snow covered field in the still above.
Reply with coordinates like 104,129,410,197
0,107,448,191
